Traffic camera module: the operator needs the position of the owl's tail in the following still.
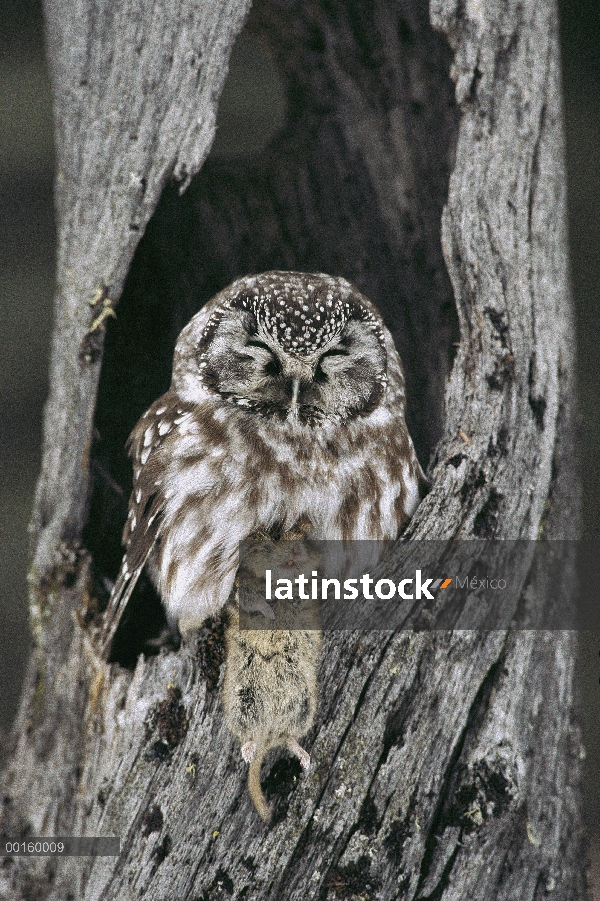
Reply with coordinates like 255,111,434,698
247,746,271,823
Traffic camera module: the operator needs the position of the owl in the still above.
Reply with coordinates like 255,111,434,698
100,271,426,656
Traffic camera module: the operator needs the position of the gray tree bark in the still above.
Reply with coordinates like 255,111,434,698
0,0,586,900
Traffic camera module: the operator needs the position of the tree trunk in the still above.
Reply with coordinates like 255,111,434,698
0,0,586,899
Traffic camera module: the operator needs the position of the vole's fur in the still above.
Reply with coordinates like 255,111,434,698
222,519,321,822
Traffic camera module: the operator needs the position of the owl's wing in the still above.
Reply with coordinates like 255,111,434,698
98,395,176,660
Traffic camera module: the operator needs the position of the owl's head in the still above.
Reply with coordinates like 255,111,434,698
173,272,388,425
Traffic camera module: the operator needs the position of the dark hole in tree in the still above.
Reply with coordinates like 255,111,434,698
85,3,460,666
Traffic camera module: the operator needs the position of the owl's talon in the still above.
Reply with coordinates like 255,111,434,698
246,529,273,542
239,596,276,620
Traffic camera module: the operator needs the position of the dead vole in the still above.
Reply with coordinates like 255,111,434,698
222,519,321,822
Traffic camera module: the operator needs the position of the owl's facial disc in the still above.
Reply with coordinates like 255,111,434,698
196,306,386,424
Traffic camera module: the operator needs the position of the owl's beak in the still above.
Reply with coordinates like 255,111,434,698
289,377,301,419
283,356,314,420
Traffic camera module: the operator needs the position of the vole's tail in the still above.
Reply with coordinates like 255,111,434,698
248,746,271,823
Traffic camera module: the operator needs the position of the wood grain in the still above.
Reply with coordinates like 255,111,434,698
0,1,585,899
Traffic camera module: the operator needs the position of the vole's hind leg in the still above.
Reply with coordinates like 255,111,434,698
287,738,310,770
241,740,257,763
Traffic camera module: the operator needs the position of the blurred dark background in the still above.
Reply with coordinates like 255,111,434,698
0,0,599,883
